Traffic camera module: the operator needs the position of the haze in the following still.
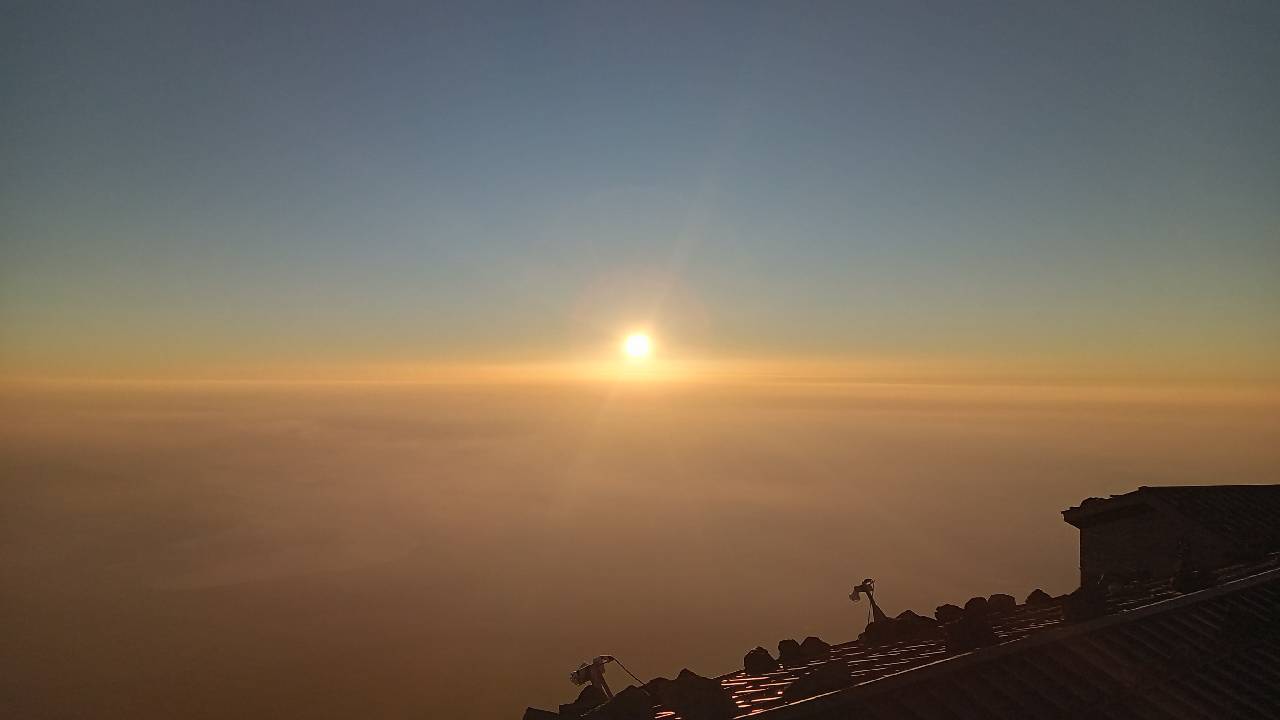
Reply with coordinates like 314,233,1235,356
4,381,1278,718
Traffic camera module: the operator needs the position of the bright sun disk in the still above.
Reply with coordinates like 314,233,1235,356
623,333,652,359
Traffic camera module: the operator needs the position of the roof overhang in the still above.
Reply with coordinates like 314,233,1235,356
1061,492,1156,529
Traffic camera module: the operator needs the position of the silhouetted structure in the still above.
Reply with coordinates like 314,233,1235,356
523,484,1280,719
848,578,886,622
1063,484,1280,585
568,657,615,701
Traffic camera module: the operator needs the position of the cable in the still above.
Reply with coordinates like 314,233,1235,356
611,656,646,688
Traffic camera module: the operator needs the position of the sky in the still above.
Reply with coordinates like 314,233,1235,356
3,1,1278,382
3,3,1280,719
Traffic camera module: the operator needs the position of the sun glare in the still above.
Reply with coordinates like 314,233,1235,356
623,333,652,359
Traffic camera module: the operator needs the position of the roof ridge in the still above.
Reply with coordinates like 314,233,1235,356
752,563,1280,719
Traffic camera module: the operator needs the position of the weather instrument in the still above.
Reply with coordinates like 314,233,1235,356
850,577,888,623
568,654,647,699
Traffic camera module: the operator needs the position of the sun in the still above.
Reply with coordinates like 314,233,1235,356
622,332,652,359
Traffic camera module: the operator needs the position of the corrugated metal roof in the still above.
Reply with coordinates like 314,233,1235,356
577,556,1277,719
716,601,1064,717
742,557,1280,720
545,486,1280,720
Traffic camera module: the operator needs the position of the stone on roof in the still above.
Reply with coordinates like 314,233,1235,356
648,669,736,720
558,684,607,717
581,685,651,720
987,593,1017,615
859,609,941,646
933,603,963,624
743,646,778,674
777,639,804,666
798,636,831,659
943,598,998,652
1024,588,1053,605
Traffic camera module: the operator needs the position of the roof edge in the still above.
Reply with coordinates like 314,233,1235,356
755,560,1280,720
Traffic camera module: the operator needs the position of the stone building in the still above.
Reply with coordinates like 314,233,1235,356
1063,484,1280,585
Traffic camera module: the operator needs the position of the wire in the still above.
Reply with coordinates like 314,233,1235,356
611,656,646,688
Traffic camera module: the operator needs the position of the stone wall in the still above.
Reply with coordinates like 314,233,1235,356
1078,504,1228,584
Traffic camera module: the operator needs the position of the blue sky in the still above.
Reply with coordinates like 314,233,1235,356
3,1,1278,378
